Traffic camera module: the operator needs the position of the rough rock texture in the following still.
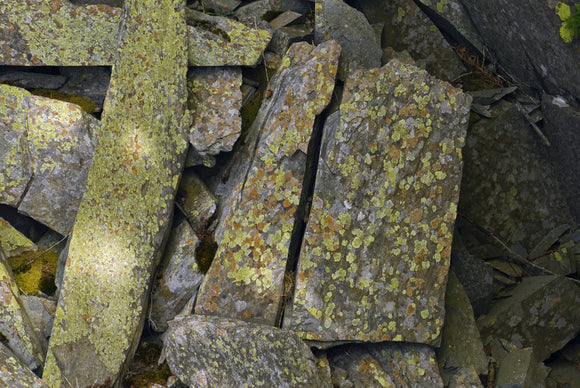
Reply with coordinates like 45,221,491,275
478,275,580,361
495,348,550,387
149,220,203,332
0,84,100,235
176,169,217,227
0,0,271,67
0,250,45,372
541,94,580,223
20,295,56,352
163,315,331,387
0,342,48,388
328,342,444,387
437,272,487,376
416,0,580,99
187,67,242,158
58,66,111,112
195,41,340,326
42,0,189,386
440,367,483,388
0,218,37,258
315,0,382,81
283,60,470,345
0,71,66,90
458,100,574,252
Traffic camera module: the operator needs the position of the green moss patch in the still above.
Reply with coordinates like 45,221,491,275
8,249,59,296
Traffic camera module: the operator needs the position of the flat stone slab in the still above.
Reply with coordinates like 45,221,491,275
283,60,471,345
163,315,331,387
42,0,189,385
194,41,340,326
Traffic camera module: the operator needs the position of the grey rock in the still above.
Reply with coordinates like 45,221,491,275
58,66,111,112
495,348,549,388
283,60,470,346
0,342,48,387
440,367,483,388
529,224,570,258
19,295,55,353
315,0,382,81
163,315,331,387
200,0,241,15
0,71,66,90
176,170,217,228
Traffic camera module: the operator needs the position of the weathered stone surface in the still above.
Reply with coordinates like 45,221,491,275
0,342,47,388
284,60,470,345
478,276,580,361
58,66,111,112
328,342,444,387
458,100,574,252
42,0,189,385
20,295,56,352
195,41,340,326
542,94,580,223
0,71,67,90
187,67,242,158
149,220,203,332
0,0,271,67
355,0,465,82
176,169,217,227
437,272,487,376
163,315,331,387
201,0,242,15
0,218,37,258
0,249,45,372
440,367,483,388
315,0,382,80
495,348,549,388
0,84,100,235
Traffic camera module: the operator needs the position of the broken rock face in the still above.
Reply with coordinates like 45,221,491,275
283,59,471,346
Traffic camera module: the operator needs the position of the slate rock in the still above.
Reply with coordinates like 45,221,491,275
315,0,382,81
163,315,331,387
0,71,66,90
284,60,471,345
42,1,190,385
0,342,47,388
327,342,444,387
187,67,242,158
194,41,340,326
58,66,111,112
541,94,580,223
458,100,574,252
495,348,549,388
149,220,203,332
478,275,580,361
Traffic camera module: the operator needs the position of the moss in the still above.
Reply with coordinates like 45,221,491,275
7,249,59,296
123,342,172,388
556,2,580,43
194,228,217,274
31,89,97,114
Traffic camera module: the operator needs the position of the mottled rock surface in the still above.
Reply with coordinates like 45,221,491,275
163,315,331,388
0,342,47,387
42,0,189,385
284,60,470,345
195,41,340,326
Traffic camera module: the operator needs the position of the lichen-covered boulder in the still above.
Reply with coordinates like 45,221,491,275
327,342,444,387
0,84,100,235
0,342,47,388
283,59,471,345
194,41,340,326
187,67,242,158
478,275,580,361
163,315,332,387
42,0,190,385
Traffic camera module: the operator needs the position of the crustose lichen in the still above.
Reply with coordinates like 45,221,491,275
556,2,580,43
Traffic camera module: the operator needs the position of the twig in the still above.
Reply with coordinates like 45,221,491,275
18,233,70,271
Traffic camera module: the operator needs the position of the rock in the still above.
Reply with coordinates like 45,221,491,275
353,0,465,82
200,0,242,15
315,0,382,81
0,342,48,387
458,100,574,252
194,41,340,326
478,275,580,361
541,94,580,223
283,60,470,346
0,70,66,90
58,66,111,113
440,367,483,388
42,1,190,385
0,217,37,258
0,248,45,372
176,170,217,228
327,342,444,387
149,220,204,332
437,272,488,376
495,348,549,388
162,315,331,387
269,10,303,30
545,359,580,387
186,66,242,158
450,229,493,316
0,84,100,235
19,295,56,353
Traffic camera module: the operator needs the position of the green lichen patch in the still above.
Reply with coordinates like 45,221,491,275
0,342,47,387
283,60,471,345
194,41,340,326
42,0,189,386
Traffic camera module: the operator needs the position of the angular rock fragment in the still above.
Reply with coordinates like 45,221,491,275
0,84,100,235
459,100,574,252
194,41,340,326
327,342,444,387
20,295,56,352
42,0,190,385
495,348,549,387
176,170,217,228
0,342,47,388
284,60,470,345
163,315,331,387
440,367,483,388
58,66,111,112
0,218,37,258
187,67,242,158
478,276,580,361
0,71,66,90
